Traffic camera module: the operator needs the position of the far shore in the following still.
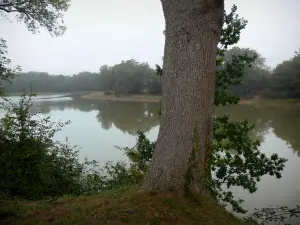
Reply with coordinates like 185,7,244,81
5,91,300,107
80,92,300,107
80,92,162,102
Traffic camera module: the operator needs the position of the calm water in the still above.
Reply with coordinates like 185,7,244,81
1,95,300,223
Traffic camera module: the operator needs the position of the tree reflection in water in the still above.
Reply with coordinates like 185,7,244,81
29,98,300,156
95,101,160,135
216,103,300,156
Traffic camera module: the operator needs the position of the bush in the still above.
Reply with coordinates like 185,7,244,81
0,92,156,199
81,132,156,193
0,93,98,199
0,93,156,199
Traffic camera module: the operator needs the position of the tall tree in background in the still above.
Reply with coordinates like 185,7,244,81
98,60,159,96
224,47,271,98
269,50,300,98
143,0,224,195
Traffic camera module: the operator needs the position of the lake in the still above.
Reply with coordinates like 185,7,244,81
1,94,300,223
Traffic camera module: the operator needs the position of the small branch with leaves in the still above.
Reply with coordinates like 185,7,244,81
0,0,70,36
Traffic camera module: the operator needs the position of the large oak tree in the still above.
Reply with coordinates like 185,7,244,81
143,0,224,195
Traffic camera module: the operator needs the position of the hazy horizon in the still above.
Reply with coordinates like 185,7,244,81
1,0,299,75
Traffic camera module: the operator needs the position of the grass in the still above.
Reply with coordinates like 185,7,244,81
0,188,248,225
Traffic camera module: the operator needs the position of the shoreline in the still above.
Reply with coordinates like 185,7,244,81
5,92,300,107
80,92,162,102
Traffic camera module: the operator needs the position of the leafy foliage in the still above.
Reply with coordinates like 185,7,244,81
219,5,247,50
0,0,70,36
99,132,155,190
0,93,99,199
215,5,257,105
211,116,287,213
119,131,155,176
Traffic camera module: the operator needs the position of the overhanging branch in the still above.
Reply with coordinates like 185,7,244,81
0,6,18,13
0,0,28,7
0,0,29,13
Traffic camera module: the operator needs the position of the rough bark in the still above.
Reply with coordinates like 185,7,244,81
143,0,224,196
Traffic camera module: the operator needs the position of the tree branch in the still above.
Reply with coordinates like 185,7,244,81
0,6,18,13
0,0,28,7
0,1,30,13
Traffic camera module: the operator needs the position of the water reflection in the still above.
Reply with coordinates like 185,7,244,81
29,98,94,114
216,104,300,156
28,99,160,134
26,98,300,157
95,101,160,134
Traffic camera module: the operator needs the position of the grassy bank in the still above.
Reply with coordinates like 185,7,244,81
0,188,248,225
81,92,161,102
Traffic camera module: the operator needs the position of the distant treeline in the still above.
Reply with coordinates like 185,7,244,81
3,47,300,99
4,59,162,95
226,47,300,99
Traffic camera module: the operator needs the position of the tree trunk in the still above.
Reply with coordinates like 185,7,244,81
143,0,224,196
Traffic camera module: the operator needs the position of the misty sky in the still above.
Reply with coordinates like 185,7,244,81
1,0,300,75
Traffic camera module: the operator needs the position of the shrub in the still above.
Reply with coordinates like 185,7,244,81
0,93,98,199
81,132,156,193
